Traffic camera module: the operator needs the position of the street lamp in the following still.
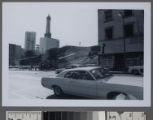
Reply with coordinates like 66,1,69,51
118,11,126,71
102,43,106,54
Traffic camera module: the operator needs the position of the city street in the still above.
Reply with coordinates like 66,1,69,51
9,69,86,99
9,70,54,99
9,69,143,100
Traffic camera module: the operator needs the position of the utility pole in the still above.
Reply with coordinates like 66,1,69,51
118,11,126,71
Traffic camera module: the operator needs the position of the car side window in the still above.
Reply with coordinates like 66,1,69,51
64,71,73,78
71,71,94,80
83,72,95,80
71,71,82,80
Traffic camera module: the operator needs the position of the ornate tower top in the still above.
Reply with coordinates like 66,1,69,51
47,14,51,19
45,14,51,38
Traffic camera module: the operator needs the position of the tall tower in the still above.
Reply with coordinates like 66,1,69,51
40,15,59,54
45,15,51,38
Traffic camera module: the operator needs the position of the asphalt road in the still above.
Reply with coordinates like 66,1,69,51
9,69,142,100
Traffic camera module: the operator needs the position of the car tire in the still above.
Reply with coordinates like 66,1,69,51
113,93,128,100
113,93,137,100
107,92,128,100
53,86,63,96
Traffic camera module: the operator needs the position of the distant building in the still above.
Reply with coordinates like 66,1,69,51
98,10,144,70
9,44,23,66
24,31,36,51
35,44,40,55
40,15,59,54
40,37,59,54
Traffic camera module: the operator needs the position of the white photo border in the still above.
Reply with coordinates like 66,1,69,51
2,2,151,107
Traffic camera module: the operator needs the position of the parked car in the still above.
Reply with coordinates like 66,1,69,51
56,68,66,74
56,64,83,74
41,66,143,100
128,66,143,75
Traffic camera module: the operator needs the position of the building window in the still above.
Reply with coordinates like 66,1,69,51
104,10,113,22
124,10,133,17
124,24,134,37
105,27,113,40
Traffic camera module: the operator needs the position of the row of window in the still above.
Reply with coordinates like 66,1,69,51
104,10,133,22
105,23,134,40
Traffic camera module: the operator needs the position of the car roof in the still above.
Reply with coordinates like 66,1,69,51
63,66,101,72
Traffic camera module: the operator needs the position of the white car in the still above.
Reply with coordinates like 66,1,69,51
41,67,143,100
128,66,143,75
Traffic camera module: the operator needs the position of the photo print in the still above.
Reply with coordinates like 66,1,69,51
2,2,151,107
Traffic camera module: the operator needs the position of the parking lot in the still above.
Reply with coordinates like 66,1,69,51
9,69,88,99
9,69,143,100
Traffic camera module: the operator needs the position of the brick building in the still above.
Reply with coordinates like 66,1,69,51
98,10,144,70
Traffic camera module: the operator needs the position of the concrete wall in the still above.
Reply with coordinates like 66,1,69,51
99,37,143,54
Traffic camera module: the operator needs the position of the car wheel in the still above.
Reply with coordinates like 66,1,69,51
107,92,127,100
53,86,63,96
113,93,137,100
113,93,128,100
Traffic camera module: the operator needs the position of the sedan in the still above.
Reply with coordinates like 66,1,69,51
41,67,143,100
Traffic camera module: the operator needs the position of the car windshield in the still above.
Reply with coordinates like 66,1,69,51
90,68,112,80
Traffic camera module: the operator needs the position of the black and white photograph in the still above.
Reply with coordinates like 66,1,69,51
2,2,151,106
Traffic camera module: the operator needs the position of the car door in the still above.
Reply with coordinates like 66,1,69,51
69,71,97,98
62,71,74,94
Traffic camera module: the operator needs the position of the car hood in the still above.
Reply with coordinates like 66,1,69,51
103,75,143,87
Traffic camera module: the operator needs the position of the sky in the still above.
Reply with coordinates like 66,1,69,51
3,2,100,48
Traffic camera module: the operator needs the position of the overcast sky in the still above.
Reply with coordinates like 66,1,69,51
3,2,101,48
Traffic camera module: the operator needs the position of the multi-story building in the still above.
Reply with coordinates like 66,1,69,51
98,10,144,70
40,15,59,54
35,44,40,55
40,37,59,54
9,44,23,66
24,31,36,51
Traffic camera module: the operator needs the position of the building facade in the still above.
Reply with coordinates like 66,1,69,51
98,10,144,70
40,15,59,54
24,31,36,51
35,44,40,55
9,44,23,66
40,37,59,54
